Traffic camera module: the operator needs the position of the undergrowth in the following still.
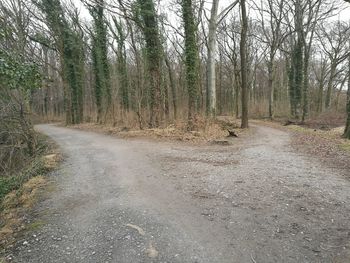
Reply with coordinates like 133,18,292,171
0,133,59,251
0,133,52,208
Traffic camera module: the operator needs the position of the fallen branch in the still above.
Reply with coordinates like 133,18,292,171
227,129,238,137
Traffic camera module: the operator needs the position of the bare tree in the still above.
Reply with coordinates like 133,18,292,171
240,0,249,128
255,0,287,119
318,21,350,109
205,0,239,117
345,55,350,138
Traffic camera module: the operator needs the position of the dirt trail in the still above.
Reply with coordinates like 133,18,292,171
6,124,350,262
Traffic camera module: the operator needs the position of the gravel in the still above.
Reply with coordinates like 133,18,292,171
5,123,350,262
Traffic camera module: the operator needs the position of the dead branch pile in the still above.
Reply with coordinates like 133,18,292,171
0,101,37,176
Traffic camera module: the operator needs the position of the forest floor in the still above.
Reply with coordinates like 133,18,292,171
2,122,350,262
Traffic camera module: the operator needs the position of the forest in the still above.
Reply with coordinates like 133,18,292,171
1,0,350,261
1,0,349,137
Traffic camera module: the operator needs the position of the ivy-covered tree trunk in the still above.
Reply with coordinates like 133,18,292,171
288,0,304,120
289,39,303,119
90,0,111,123
38,0,84,125
64,31,84,124
344,56,350,139
91,37,103,123
138,0,163,128
181,0,199,130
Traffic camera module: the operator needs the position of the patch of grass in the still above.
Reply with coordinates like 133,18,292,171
27,220,45,231
0,177,22,202
339,142,350,153
287,125,311,133
0,158,46,206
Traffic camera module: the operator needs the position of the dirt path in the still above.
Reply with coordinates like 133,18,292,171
6,124,350,262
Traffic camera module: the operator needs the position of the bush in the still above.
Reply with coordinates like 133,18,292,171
0,101,37,175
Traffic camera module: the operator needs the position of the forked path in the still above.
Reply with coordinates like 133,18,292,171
8,124,350,262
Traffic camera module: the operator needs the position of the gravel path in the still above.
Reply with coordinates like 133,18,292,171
6,124,350,262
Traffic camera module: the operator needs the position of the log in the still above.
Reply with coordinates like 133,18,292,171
227,129,238,137
283,120,297,126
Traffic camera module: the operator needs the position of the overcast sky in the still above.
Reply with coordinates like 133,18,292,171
71,0,350,23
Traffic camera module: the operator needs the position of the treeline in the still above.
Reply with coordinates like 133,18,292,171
1,0,350,138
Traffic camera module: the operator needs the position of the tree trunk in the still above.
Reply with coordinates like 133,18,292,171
268,57,274,119
302,51,309,123
139,0,163,128
344,56,350,139
335,77,346,112
316,62,326,113
206,0,219,118
325,64,336,109
181,0,200,130
165,55,177,120
240,0,249,128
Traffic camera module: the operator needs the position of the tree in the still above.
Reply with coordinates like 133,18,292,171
36,0,85,124
181,0,200,130
318,21,350,110
136,0,163,127
164,53,178,120
255,0,286,120
240,0,249,128
205,0,239,117
112,18,129,113
312,53,329,113
286,0,338,121
300,0,324,122
344,55,350,139
219,17,241,118
0,10,41,172
206,0,219,117
343,0,350,138
88,0,111,123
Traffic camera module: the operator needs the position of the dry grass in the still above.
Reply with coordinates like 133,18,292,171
0,176,48,248
0,149,60,250
42,154,60,170
301,111,347,130
68,117,245,144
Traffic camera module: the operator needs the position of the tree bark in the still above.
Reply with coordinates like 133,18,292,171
325,64,336,109
268,57,274,119
138,0,163,128
181,0,200,130
240,0,248,128
165,55,177,120
344,56,350,139
302,52,309,122
206,0,219,117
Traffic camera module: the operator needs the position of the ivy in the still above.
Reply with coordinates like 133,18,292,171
0,49,41,92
